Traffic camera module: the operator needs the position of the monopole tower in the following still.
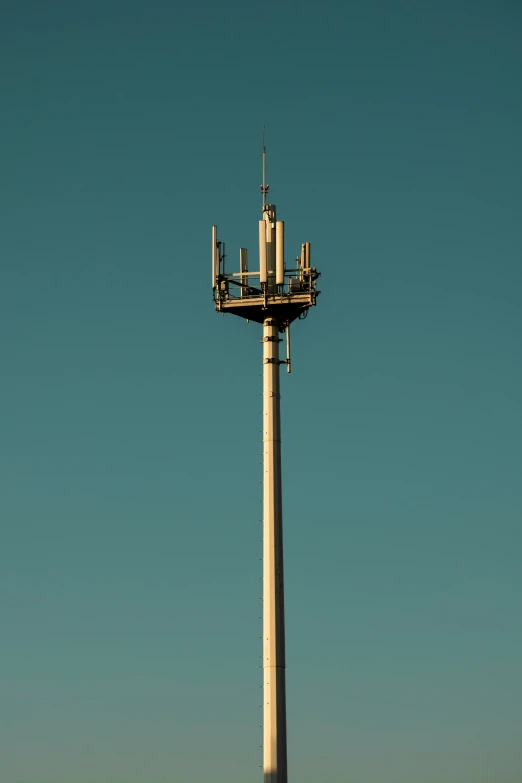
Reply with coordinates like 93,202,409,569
211,138,321,783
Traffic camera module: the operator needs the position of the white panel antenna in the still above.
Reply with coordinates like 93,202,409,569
276,221,284,286
266,217,275,280
301,241,311,269
259,220,267,283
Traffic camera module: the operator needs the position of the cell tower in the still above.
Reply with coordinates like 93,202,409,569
211,136,320,783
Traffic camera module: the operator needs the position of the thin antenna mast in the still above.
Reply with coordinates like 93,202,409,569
261,127,268,207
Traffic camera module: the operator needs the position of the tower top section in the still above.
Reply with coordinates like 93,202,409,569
211,138,320,327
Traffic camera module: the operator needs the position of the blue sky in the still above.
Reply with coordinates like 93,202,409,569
1,1,521,781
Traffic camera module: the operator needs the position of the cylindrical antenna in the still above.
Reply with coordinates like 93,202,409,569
276,221,285,286
286,323,291,373
259,220,267,283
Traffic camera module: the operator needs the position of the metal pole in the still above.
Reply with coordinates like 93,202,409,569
262,127,267,207
262,317,288,783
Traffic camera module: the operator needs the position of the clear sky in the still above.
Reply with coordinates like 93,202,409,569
1,1,521,781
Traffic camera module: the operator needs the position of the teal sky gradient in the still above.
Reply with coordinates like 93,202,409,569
1,1,521,781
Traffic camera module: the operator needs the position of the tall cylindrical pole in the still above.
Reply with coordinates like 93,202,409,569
262,317,288,783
